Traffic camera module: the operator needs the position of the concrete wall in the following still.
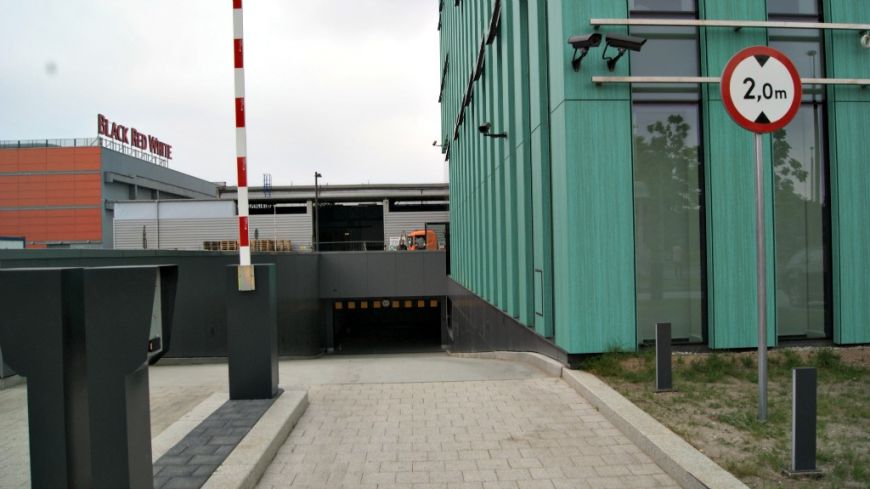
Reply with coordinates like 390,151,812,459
0,250,448,359
0,250,321,357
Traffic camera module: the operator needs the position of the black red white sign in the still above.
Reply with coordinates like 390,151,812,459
721,46,802,133
97,114,173,160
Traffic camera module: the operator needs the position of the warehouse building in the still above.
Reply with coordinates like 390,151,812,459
439,0,869,358
0,136,218,248
113,183,450,252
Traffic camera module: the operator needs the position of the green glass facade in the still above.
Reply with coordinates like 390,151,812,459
438,0,870,354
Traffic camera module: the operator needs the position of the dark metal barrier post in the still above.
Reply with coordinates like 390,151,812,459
655,322,673,392
226,264,279,399
0,265,177,489
787,367,820,476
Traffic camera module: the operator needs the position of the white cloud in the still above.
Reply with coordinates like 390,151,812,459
0,0,447,185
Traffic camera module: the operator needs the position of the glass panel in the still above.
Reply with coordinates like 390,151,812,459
630,26,700,101
773,106,828,339
630,0,696,13
770,28,824,101
633,104,704,344
768,0,819,16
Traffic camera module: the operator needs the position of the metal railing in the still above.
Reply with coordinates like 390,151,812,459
0,137,171,167
0,138,99,149
317,241,386,252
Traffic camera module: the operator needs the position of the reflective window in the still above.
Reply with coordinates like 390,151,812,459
630,26,700,101
632,105,705,344
768,0,819,16
630,1,706,345
769,0,832,340
629,0,696,13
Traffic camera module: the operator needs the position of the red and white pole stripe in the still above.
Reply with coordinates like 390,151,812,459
233,0,251,266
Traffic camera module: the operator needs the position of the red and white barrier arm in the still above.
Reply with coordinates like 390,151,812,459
233,0,251,268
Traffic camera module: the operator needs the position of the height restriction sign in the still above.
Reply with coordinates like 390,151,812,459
721,46,802,133
721,45,803,423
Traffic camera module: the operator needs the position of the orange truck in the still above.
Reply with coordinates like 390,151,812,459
407,229,438,250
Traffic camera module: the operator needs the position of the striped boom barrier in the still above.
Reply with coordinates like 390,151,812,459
233,0,255,290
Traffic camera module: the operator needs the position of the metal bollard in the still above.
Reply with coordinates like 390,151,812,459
786,367,821,476
655,322,673,392
226,264,279,400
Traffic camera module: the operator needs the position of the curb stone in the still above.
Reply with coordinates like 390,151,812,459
202,389,308,489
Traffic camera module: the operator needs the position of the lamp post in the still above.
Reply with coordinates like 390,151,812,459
314,172,322,252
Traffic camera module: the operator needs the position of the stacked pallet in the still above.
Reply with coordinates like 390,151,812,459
203,239,292,252
252,239,273,252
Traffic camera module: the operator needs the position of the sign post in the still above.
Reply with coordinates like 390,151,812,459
721,46,801,422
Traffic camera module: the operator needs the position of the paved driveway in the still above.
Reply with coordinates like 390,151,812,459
256,358,678,489
0,354,678,489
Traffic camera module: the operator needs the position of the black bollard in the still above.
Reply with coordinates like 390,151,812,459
655,322,673,392
226,264,279,399
786,367,821,476
0,265,176,489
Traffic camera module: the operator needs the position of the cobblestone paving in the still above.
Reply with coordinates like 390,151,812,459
257,378,679,489
153,396,275,489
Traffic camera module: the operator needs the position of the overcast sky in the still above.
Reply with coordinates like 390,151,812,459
0,1,446,186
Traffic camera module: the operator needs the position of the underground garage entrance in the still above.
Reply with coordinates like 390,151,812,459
330,298,444,354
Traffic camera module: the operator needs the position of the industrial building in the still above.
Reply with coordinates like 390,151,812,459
0,137,218,248
114,184,449,252
439,0,869,357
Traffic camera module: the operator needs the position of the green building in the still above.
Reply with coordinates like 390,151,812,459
438,0,869,359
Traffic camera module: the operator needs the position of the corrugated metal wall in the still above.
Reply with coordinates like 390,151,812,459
114,214,313,251
383,209,449,245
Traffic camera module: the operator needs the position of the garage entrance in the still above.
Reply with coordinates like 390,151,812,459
331,298,443,354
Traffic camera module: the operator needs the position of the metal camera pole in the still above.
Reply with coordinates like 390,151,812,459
314,172,321,252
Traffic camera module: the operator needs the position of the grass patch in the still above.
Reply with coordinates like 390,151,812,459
580,346,870,489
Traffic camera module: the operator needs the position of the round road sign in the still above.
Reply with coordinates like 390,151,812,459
721,46,802,133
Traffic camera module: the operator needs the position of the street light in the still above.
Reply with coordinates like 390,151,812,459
314,172,322,252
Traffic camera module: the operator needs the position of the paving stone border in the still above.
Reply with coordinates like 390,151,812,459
202,389,307,489
153,395,278,489
454,351,749,489
153,392,228,462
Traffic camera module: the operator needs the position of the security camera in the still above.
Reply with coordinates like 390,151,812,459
567,33,603,71
861,31,870,49
603,33,647,71
568,33,602,50
605,33,647,52
478,122,507,139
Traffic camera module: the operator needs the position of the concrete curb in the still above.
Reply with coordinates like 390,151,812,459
202,389,308,489
453,351,747,489
448,351,564,377
152,391,227,462
0,374,25,390
561,369,748,489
